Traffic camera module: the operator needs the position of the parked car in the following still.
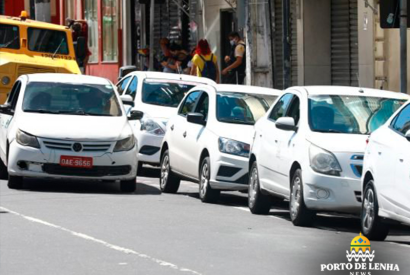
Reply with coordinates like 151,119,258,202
361,100,410,240
116,72,215,172
0,74,142,192
159,84,280,202
248,86,409,226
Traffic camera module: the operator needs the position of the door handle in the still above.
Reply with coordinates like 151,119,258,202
378,152,382,155
183,131,187,138
170,125,174,131
400,159,404,163
275,140,278,143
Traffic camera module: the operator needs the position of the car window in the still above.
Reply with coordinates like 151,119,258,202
6,81,22,110
179,91,201,117
0,24,20,49
195,93,209,120
117,76,132,94
125,77,138,100
391,104,410,135
286,96,300,125
268,93,294,121
27,28,69,55
142,80,195,107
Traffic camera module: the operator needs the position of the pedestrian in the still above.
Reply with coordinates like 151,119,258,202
222,32,246,84
190,39,220,83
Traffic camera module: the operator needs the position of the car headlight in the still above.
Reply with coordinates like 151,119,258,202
114,136,135,152
140,118,165,136
309,144,342,176
16,129,40,149
218,137,250,158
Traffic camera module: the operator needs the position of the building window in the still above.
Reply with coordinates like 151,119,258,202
102,0,118,62
65,0,75,20
84,0,98,63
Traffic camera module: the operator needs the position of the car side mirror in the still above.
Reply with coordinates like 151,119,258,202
120,95,134,107
405,130,410,141
276,117,297,131
187,112,206,126
0,104,13,115
128,110,143,121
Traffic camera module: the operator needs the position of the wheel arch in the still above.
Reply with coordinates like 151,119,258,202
249,154,256,171
363,171,374,193
198,148,210,177
289,161,302,188
160,142,168,160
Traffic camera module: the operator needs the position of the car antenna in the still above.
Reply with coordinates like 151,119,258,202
356,73,364,93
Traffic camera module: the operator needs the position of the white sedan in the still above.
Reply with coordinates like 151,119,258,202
116,72,215,172
361,100,410,240
0,74,141,192
159,84,280,203
249,86,409,226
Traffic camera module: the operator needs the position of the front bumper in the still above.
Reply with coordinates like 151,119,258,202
136,131,163,165
209,153,249,191
303,168,361,214
7,141,138,181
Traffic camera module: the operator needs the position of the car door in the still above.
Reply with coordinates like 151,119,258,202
116,75,132,95
122,77,140,131
258,93,294,194
183,92,209,178
168,90,202,174
0,81,22,164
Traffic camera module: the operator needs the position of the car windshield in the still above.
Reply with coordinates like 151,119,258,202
0,24,20,49
309,95,406,134
28,28,69,55
141,80,196,107
217,92,277,125
22,82,122,117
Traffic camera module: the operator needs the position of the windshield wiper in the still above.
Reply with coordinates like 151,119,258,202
84,112,113,116
24,109,59,114
313,129,343,133
0,36,18,48
219,118,254,125
52,38,65,59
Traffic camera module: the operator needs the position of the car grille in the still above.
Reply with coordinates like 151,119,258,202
42,164,131,177
42,140,112,152
350,155,364,178
18,66,55,77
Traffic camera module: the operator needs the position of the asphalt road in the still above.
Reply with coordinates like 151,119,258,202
1,167,409,275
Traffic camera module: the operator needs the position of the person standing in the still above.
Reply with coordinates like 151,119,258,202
190,39,220,83
222,32,246,84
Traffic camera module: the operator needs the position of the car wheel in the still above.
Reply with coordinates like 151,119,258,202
0,158,7,180
199,156,220,203
120,177,137,193
361,180,389,241
8,175,23,190
137,162,143,176
159,150,180,193
248,161,272,214
289,169,315,226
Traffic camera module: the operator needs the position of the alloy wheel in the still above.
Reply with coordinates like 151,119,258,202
290,176,301,220
161,155,169,189
200,162,209,197
248,166,258,208
362,188,375,232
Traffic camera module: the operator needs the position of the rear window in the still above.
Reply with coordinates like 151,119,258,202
28,28,69,55
0,24,20,49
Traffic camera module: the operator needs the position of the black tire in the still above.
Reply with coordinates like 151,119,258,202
199,156,220,203
289,169,315,226
8,175,23,189
120,177,137,193
361,180,389,241
137,162,143,176
159,150,180,193
248,161,272,214
0,158,8,180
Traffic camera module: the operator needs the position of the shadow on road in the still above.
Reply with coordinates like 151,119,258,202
138,165,160,178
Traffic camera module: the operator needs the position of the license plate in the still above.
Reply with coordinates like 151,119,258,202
60,156,93,169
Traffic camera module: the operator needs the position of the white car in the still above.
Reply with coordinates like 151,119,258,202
159,84,280,202
249,86,409,226
361,100,410,240
116,72,215,172
0,74,141,192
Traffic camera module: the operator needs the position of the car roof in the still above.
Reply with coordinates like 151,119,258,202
0,15,70,32
25,73,111,86
213,84,282,96
126,71,216,85
292,86,410,99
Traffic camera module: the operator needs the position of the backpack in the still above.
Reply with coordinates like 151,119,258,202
199,54,217,81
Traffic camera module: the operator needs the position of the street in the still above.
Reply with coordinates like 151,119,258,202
1,167,409,275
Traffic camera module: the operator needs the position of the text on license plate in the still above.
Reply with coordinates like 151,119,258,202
60,156,93,168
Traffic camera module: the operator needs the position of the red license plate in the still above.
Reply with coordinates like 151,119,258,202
60,156,93,169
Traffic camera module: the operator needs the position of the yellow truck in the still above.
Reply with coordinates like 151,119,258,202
0,11,82,103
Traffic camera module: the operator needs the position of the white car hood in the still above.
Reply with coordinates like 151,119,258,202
212,123,255,145
17,113,131,141
306,132,368,153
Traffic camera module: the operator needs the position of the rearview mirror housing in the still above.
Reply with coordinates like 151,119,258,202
0,104,13,115
276,117,297,131
128,110,143,121
187,112,206,126
120,95,134,107
405,130,410,141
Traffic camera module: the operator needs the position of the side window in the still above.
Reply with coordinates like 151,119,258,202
285,96,300,125
178,91,201,117
195,93,209,120
125,77,138,100
6,81,22,110
391,104,410,135
268,93,294,121
117,76,132,94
